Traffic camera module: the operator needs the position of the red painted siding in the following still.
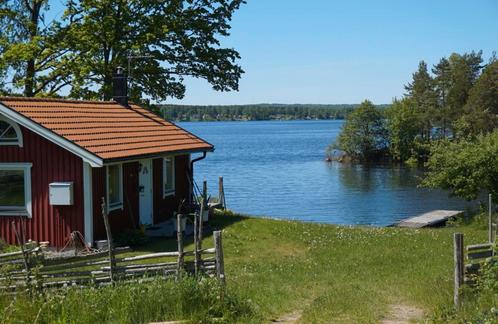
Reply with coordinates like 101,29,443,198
0,126,84,247
92,162,139,241
153,155,190,223
93,155,191,239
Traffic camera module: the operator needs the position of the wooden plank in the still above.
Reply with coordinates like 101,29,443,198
121,252,179,262
467,250,493,260
467,243,493,251
396,210,463,228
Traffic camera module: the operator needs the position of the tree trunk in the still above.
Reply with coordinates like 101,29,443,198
24,1,43,97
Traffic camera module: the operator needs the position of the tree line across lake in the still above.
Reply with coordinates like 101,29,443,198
156,104,389,121
331,50,498,202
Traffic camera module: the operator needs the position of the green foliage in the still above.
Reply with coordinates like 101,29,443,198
338,51,497,165
334,100,388,161
422,130,498,201
158,103,368,121
0,0,245,101
385,98,424,162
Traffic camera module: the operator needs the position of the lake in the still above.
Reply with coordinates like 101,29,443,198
180,120,471,226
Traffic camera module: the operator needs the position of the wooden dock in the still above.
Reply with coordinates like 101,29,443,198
395,210,464,228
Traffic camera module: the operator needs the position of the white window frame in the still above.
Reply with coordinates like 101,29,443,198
0,116,23,147
0,163,32,217
163,157,175,197
106,163,123,212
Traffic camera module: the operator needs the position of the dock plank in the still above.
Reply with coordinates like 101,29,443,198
396,210,463,228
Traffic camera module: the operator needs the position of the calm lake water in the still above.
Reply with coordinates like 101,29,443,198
180,120,471,226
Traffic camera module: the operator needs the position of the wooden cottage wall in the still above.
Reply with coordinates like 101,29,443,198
153,154,190,223
92,162,139,241
0,126,84,247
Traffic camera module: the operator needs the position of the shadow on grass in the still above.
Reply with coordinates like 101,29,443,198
132,210,248,253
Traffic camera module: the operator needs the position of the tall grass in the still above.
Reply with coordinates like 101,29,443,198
0,277,255,323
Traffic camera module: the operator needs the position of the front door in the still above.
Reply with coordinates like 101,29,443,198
138,159,153,225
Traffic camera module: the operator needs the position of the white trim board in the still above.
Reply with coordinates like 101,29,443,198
0,162,32,218
0,103,103,167
83,162,93,246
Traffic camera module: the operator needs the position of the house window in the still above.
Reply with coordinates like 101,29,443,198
163,157,175,197
106,164,123,211
0,163,32,217
0,118,23,147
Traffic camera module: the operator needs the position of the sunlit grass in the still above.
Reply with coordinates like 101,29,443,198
0,210,490,323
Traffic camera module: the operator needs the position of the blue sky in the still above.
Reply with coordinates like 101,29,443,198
49,1,498,105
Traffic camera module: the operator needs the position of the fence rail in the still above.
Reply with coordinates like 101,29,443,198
0,198,225,292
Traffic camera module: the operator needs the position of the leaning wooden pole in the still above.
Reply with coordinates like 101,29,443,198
176,213,184,280
454,233,464,309
101,198,116,283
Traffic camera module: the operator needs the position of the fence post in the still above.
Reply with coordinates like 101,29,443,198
176,213,184,280
214,230,225,285
194,210,199,276
489,194,494,243
202,180,208,206
218,176,226,210
101,198,116,283
454,233,464,308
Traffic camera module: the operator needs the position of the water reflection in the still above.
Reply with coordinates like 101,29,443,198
180,120,474,226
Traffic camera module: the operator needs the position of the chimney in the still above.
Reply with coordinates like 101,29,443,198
112,66,128,107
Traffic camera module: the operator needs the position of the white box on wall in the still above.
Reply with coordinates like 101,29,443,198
49,182,74,206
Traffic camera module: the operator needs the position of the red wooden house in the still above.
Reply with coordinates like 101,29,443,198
0,76,213,247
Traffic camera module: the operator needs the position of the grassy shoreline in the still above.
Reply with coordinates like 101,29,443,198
0,211,492,323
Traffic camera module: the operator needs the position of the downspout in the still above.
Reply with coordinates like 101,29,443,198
189,152,207,204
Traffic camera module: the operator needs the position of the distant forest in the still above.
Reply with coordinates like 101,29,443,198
156,104,390,122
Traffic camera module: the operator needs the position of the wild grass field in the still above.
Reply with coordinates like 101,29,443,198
0,210,494,323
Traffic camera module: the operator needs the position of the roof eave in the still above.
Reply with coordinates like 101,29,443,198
102,146,215,165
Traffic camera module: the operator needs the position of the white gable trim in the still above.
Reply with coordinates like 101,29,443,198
0,103,103,167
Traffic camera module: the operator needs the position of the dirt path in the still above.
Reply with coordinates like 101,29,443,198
271,310,303,323
381,304,424,324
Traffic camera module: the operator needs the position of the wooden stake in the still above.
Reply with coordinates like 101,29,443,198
176,213,184,280
454,233,464,308
489,194,494,243
101,198,116,282
202,180,208,206
218,177,226,210
213,230,225,285
194,210,199,276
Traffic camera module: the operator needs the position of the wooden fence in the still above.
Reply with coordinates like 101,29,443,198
454,233,496,308
0,198,225,292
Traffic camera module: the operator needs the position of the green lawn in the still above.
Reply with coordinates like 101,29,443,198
0,211,492,323
201,211,487,322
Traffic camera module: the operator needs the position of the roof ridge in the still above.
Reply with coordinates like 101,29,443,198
0,96,118,105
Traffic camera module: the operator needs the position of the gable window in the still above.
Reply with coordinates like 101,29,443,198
106,164,123,211
163,157,175,197
0,163,32,217
0,118,23,147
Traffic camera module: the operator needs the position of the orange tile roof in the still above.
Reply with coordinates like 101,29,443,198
0,97,213,161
